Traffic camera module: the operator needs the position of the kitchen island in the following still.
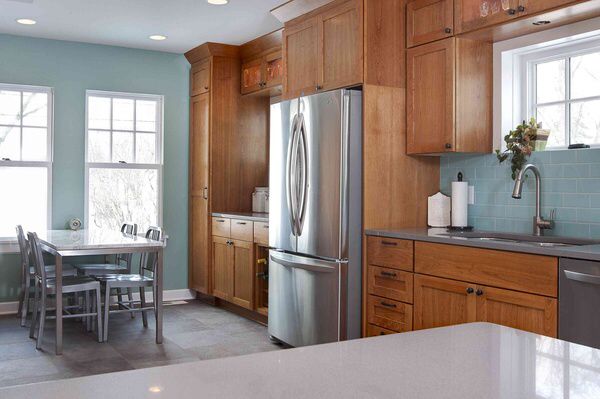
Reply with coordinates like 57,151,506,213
2,322,598,398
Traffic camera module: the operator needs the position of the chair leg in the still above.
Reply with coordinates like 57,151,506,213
95,288,103,343
36,291,47,350
103,284,111,342
140,287,148,328
17,268,26,322
117,288,124,310
128,288,135,319
29,283,40,339
85,290,92,332
20,275,32,327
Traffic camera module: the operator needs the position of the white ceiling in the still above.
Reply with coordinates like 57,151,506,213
0,0,284,54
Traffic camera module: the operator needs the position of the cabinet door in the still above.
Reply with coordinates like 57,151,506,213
517,0,578,16
414,274,476,330
318,0,363,91
265,51,283,88
283,17,319,99
231,240,254,310
476,285,557,337
189,93,211,294
241,57,264,95
407,38,455,154
212,236,233,301
455,0,519,34
407,0,454,48
191,60,210,96
366,324,398,337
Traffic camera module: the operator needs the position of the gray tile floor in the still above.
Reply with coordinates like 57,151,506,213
0,300,282,388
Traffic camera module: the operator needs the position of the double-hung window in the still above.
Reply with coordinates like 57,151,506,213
0,84,53,240
524,39,600,148
85,90,163,233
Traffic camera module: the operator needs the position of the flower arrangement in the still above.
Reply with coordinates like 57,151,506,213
496,118,548,180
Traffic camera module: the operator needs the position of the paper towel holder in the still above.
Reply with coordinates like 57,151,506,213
448,171,473,232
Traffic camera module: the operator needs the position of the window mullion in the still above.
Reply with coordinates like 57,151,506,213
109,98,114,163
19,91,23,161
133,99,137,163
566,56,571,146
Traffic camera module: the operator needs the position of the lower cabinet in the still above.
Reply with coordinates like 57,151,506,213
367,295,413,332
211,236,254,310
366,323,398,337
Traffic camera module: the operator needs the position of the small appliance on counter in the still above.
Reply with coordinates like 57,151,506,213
252,187,269,213
449,172,472,231
428,192,451,227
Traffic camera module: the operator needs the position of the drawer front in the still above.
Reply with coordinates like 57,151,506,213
366,323,398,337
231,219,253,241
367,295,413,332
254,222,269,245
367,266,414,303
212,217,231,238
367,236,414,271
415,242,558,297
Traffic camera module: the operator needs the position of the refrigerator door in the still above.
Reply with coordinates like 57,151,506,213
269,99,299,253
295,90,347,260
268,250,346,347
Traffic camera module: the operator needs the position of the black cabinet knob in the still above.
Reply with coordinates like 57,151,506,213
466,287,474,294
507,8,516,15
476,289,484,296
445,27,452,34
445,143,452,149
517,5,525,12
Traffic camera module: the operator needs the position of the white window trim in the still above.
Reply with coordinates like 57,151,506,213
84,89,164,232
0,83,53,248
494,16,600,152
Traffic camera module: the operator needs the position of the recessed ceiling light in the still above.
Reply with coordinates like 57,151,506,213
207,0,228,5
149,35,167,41
16,18,37,25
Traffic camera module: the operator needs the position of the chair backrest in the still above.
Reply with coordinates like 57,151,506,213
140,226,162,276
15,225,29,272
121,223,138,236
116,223,138,268
27,232,47,285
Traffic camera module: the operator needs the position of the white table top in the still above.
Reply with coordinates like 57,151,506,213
2,322,599,398
36,229,164,251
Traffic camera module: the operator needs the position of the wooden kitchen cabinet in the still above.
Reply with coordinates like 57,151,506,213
407,0,454,47
366,323,398,337
368,266,414,303
413,274,477,330
191,60,211,96
367,295,413,332
476,285,557,337
407,37,492,154
283,0,362,99
455,0,519,34
212,236,233,301
241,50,283,95
211,235,255,310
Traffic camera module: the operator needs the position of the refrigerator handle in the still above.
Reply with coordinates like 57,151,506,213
270,252,339,273
296,114,308,235
286,114,299,236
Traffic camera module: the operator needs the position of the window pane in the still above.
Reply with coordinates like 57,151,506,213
88,96,111,130
536,59,565,104
113,98,134,130
0,90,21,125
571,52,600,100
0,167,48,237
22,92,48,127
88,130,111,162
112,131,134,163
88,168,158,232
571,100,600,145
136,133,156,164
22,127,47,161
537,104,566,147
136,100,157,132
0,126,21,160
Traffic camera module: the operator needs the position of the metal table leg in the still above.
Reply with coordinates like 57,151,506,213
155,247,163,344
55,254,63,355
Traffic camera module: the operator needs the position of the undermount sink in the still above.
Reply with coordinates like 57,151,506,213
442,232,600,247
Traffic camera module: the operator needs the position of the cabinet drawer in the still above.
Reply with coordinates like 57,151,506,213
254,222,269,245
231,219,253,241
212,217,231,238
367,266,414,303
366,323,398,337
367,236,413,271
415,242,558,297
367,295,413,332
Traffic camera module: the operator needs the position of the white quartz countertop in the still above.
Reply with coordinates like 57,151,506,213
2,322,599,398
36,229,165,251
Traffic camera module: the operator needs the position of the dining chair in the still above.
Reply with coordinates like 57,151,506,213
28,232,103,351
16,225,77,327
96,226,162,342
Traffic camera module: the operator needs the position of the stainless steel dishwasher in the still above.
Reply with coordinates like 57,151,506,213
559,258,600,349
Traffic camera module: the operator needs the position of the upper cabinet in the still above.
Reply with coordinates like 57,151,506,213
191,60,210,96
283,0,363,99
240,29,284,96
407,0,454,47
407,37,492,154
455,0,520,34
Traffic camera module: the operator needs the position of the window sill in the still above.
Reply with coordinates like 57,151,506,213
0,241,19,254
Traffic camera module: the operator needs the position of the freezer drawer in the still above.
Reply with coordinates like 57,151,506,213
559,258,600,349
268,251,346,347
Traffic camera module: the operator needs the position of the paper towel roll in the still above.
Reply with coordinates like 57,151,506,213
451,181,469,227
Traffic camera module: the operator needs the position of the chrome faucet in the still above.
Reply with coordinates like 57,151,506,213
512,164,554,236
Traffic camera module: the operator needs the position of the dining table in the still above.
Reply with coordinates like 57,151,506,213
36,229,166,355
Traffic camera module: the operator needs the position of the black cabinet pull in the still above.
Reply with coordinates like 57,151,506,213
476,289,484,296
517,5,525,12
237,222,247,225
380,301,397,309
466,287,474,294
444,27,452,34
507,8,516,15
381,240,397,247
445,143,452,149
216,219,225,223
380,271,397,278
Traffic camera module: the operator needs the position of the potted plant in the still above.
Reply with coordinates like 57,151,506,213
496,118,549,180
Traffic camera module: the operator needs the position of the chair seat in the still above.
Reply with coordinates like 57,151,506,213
43,276,100,294
30,264,77,278
95,274,153,282
75,263,128,275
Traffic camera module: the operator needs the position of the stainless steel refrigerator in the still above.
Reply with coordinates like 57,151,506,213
268,88,362,347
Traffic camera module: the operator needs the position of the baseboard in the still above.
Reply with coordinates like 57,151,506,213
0,288,196,316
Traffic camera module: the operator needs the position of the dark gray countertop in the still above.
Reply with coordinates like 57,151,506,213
365,227,600,262
211,212,269,223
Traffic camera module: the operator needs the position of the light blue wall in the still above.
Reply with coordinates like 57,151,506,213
441,148,600,238
0,34,190,302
